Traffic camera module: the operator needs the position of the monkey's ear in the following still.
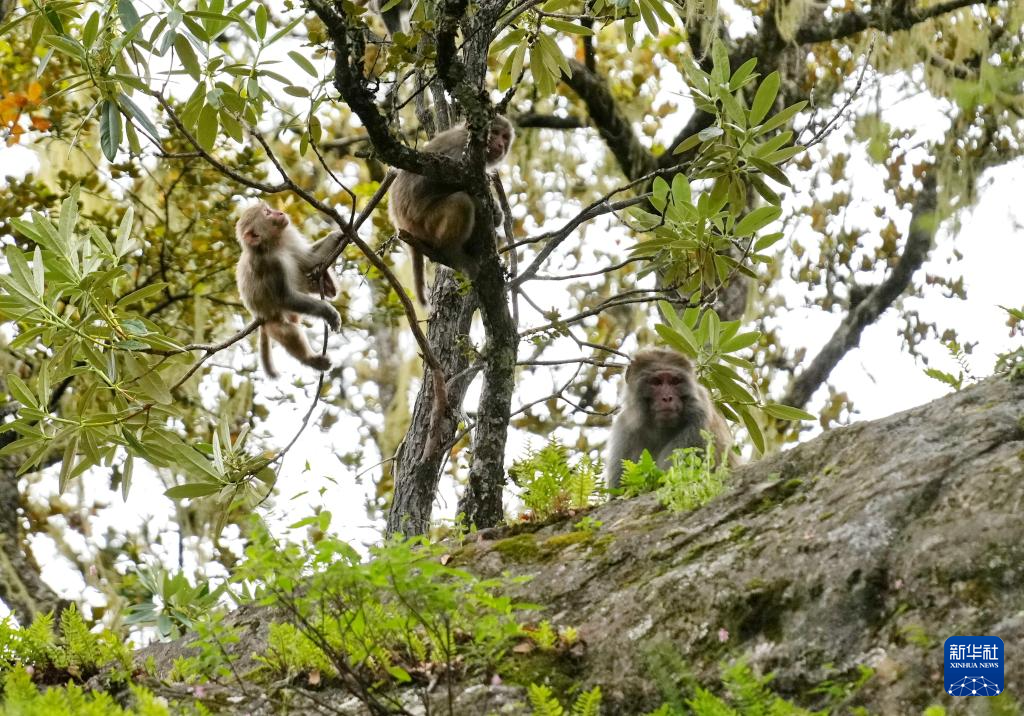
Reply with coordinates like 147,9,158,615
241,230,260,246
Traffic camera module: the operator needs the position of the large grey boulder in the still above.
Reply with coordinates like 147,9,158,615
467,376,1023,713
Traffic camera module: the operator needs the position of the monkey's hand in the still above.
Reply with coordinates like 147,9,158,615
307,265,337,298
321,302,341,332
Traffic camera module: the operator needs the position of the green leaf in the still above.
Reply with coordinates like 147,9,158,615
720,331,759,353
115,205,135,257
749,174,780,204
57,184,79,250
734,206,781,236
121,318,150,336
655,324,697,357
6,374,38,409
99,99,122,161
697,126,723,142
31,246,44,296
672,132,702,155
751,232,783,253
196,103,219,151
749,70,780,125
543,18,593,35
719,91,746,128
762,402,815,421
288,50,317,78
43,6,64,34
729,57,758,91
255,3,267,38
670,173,691,206
174,34,201,82
118,92,160,141
44,35,86,60
387,665,412,682
645,0,674,25
748,156,792,187
82,11,100,48
283,85,310,98
59,434,79,494
165,482,223,499
121,454,134,500
710,38,729,83
739,407,765,454
118,0,142,31
756,100,807,135
637,0,659,36
267,14,303,44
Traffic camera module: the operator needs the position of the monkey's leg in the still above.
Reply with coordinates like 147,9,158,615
412,249,427,306
265,321,332,372
258,326,279,379
422,193,475,266
281,292,341,332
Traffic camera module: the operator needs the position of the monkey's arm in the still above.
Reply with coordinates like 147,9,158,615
281,291,341,332
605,419,641,489
303,231,344,265
300,232,342,298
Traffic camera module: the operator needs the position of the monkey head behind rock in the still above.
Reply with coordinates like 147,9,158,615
605,348,737,488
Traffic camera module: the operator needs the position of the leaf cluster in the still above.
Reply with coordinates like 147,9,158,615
656,303,812,454
618,432,730,513
0,606,130,684
528,683,602,716
509,440,604,521
188,521,534,702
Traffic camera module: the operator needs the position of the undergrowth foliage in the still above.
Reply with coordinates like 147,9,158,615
185,519,533,707
619,431,731,512
509,441,603,520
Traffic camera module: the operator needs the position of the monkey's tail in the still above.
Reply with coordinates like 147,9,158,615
413,249,427,306
259,327,279,379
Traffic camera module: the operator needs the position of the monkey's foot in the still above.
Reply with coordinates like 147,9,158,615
308,355,332,372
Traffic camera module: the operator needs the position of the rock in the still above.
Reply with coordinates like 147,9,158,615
471,376,1024,713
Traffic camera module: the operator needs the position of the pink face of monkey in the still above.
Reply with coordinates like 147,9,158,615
643,369,693,423
486,119,515,165
237,202,289,248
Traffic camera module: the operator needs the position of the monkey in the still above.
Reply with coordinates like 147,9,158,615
605,348,738,489
388,116,515,304
235,202,342,378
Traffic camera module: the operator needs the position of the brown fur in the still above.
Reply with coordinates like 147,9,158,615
235,203,341,378
606,348,738,488
388,116,515,304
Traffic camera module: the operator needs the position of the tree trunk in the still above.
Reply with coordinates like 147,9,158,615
386,270,476,538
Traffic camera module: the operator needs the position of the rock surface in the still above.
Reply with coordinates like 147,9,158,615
137,376,1024,714
468,375,1024,713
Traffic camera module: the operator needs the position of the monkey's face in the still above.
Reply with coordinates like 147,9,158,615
642,369,695,426
260,203,289,231
487,120,514,164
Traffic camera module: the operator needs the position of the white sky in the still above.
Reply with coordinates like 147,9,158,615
0,4,1022,625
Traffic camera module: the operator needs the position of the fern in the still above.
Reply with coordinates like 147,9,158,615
534,620,558,651
60,605,101,674
511,440,603,520
570,686,602,716
528,683,565,716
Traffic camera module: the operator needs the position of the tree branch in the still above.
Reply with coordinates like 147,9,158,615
560,59,658,179
781,171,939,410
